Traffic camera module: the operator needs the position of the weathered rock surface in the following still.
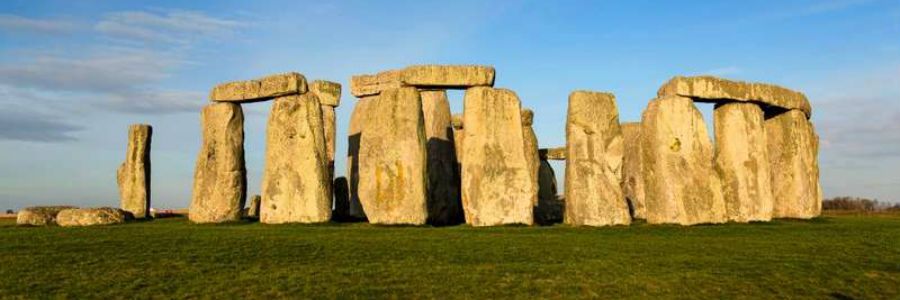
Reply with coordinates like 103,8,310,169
261,94,331,224
658,76,812,118
350,65,494,97
56,207,127,227
621,122,646,219
350,69,406,97
534,160,564,225
346,97,373,221
461,87,535,226
421,90,463,225
321,105,336,181
521,109,534,126
539,147,567,160
451,113,465,163
246,195,261,218
210,73,307,102
16,206,76,226
564,91,630,226
311,80,341,107
117,124,152,219
641,95,727,225
189,102,246,224
766,109,822,219
715,102,774,222
332,176,351,221
358,87,429,225
522,109,541,222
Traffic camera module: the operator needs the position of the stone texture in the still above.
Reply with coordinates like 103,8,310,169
117,124,151,219
521,109,534,126
350,65,494,97
332,177,351,221
16,206,76,226
321,105,336,182
358,87,429,225
714,102,774,222
641,95,727,225
346,97,372,221
461,87,535,226
534,160,564,225
540,147,566,160
621,122,646,220
311,80,341,107
451,113,465,163
56,208,128,227
246,195,261,218
261,94,331,224
350,69,406,97
766,109,822,219
421,90,463,225
189,102,246,224
522,109,541,223
658,76,812,118
210,72,307,102
564,91,630,226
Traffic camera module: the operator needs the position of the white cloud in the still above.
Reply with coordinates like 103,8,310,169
0,14,77,34
95,10,243,44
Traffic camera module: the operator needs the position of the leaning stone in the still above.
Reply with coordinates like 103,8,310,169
310,80,341,107
16,206,76,226
246,195,261,218
332,177,351,221
350,69,406,97
189,102,246,224
403,65,495,89
261,94,331,224
117,124,152,219
421,90,463,225
347,97,373,220
714,102,774,222
534,160,564,225
564,91,630,226
539,147,567,160
461,87,535,226
210,72,307,102
621,122,646,220
657,76,812,118
766,109,822,219
641,95,727,225
56,208,127,227
358,87,429,225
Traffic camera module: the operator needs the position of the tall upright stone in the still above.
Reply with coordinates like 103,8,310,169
311,80,341,183
190,102,246,223
522,109,540,191
621,122,646,219
346,97,372,221
534,160,563,225
358,87,428,225
641,95,726,225
461,87,535,226
260,94,331,224
117,124,152,219
564,91,630,226
715,102,774,222
451,113,465,163
332,176,351,221
421,90,463,225
246,195,261,218
766,109,822,219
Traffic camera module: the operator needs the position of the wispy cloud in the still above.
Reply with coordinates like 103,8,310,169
0,108,82,142
95,10,243,45
0,14,77,34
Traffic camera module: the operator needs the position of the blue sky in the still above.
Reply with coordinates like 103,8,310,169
1,0,899,210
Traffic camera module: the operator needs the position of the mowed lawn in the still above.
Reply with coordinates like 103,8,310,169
1,215,898,299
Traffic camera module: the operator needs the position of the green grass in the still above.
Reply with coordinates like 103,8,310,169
1,215,898,299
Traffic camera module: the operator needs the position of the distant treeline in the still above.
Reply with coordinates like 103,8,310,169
823,197,900,211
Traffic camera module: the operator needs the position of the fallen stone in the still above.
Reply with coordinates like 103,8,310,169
621,122,646,220
766,109,822,219
564,91,630,226
358,87,429,225
261,94,331,224
350,65,494,97
117,124,152,219
56,207,127,227
16,206,76,226
310,80,341,107
246,195,261,218
346,97,373,221
658,76,812,118
534,160,564,225
210,72,307,103
461,87,535,226
189,102,246,224
421,90,463,225
641,95,727,225
539,147,566,160
714,102,774,222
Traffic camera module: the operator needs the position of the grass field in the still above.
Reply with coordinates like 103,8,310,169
1,215,898,299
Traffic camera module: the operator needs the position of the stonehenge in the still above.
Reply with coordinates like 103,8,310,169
714,102,774,222
421,90,463,225
117,124,152,219
189,102,247,224
621,122,646,219
766,109,822,219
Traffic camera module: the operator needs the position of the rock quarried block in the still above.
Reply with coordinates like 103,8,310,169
421,90,463,225
641,95,727,225
461,87,535,226
657,76,812,118
117,124,152,219
534,160,564,225
246,195,261,218
766,109,822,219
56,207,128,227
311,80,341,107
564,91,630,226
346,97,373,221
539,147,566,160
16,206,76,226
714,102,774,222
261,94,331,224
350,65,494,97
210,73,307,103
621,122,646,220
189,102,246,224
358,87,429,225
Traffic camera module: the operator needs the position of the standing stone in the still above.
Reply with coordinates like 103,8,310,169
347,97,372,221
565,91,630,226
641,95,726,225
358,87,429,225
621,122,646,219
522,109,540,190
246,195,261,218
261,94,331,224
190,102,246,224
421,90,463,225
117,124,152,219
321,107,336,180
451,113,465,163
461,87,535,226
311,80,341,184
534,160,564,225
332,177,351,221
766,109,822,219
715,102,774,222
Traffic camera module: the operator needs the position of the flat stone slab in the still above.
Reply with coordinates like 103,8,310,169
539,147,566,160
117,124,152,219
210,72,307,102
657,76,811,118
56,207,127,227
311,80,341,107
350,65,494,97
